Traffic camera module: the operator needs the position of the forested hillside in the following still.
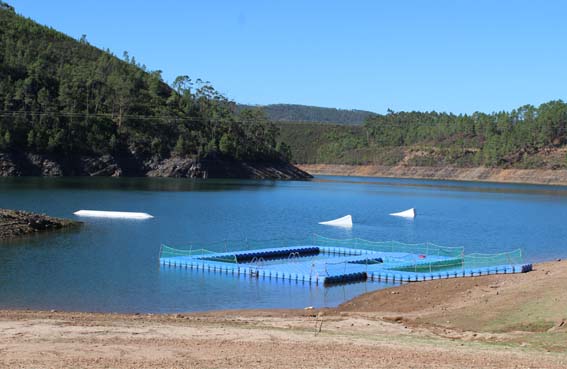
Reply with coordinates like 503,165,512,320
3,2,565,177
238,104,375,125
277,123,366,164
279,102,567,169
0,3,303,178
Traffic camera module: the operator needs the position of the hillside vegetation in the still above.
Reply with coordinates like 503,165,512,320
239,104,376,125
3,2,565,174
0,4,290,167
279,103,567,169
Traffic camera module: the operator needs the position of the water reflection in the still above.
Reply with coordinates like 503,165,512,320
0,176,281,192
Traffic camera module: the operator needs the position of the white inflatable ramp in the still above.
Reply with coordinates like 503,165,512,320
318,214,353,228
390,208,415,219
74,210,154,219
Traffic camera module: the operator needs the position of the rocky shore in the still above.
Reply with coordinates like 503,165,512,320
0,152,312,180
0,209,81,240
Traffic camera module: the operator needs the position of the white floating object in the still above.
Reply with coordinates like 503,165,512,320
390,208,415,219
318,214,353,228
73,210,154,219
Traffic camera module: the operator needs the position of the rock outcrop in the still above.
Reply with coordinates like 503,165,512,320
0,209,81,240
0,152,312,180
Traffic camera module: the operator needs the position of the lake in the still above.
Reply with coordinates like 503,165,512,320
1,176,567,313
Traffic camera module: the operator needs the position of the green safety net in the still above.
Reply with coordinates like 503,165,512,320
160,237,315,255
389,249,524,273
160,245,237,263
464,249,523,268
390,258,464,272
312,234,464,258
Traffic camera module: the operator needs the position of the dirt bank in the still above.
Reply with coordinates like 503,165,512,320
298,164,567,186
0,208,81,240
1,260,566,368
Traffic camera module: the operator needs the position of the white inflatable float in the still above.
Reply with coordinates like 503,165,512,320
73,210,154,219
318,214,353,228
389,208,415,219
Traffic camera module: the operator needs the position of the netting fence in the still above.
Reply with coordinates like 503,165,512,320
161,235,465,257
159,245,238,263
464,249,523,268
161,237,314,255
312,234,464,258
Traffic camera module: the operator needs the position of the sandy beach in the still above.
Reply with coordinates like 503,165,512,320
1,260,566,368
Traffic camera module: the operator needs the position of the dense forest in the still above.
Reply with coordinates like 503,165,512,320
0,3,290,165
279,102,567,169
238,104,376,125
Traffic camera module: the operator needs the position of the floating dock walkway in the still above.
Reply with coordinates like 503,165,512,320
159,235,532,286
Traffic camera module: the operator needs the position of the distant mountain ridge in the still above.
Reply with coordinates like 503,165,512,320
237,104,376,125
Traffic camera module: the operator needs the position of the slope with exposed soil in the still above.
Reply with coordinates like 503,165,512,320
299,163,567,186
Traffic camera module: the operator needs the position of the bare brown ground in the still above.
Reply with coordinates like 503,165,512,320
1,261,566,368
298,163,567,186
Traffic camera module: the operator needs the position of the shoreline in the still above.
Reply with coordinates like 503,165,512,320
298,163,567,186
1,259,566,368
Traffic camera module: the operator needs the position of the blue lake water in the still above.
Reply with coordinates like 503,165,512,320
1,176,567,313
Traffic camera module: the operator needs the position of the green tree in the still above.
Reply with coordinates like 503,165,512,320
173,136,187,156
219,133,235,156
3,131,11,149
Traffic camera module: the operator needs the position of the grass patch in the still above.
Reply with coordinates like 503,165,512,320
498,320,555,333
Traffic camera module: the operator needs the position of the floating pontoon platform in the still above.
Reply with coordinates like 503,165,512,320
159,236,532,286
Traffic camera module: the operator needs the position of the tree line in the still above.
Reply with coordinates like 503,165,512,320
278,101,567,169
364,103,567,167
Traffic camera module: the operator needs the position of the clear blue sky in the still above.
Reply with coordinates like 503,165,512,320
11,0,567,114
